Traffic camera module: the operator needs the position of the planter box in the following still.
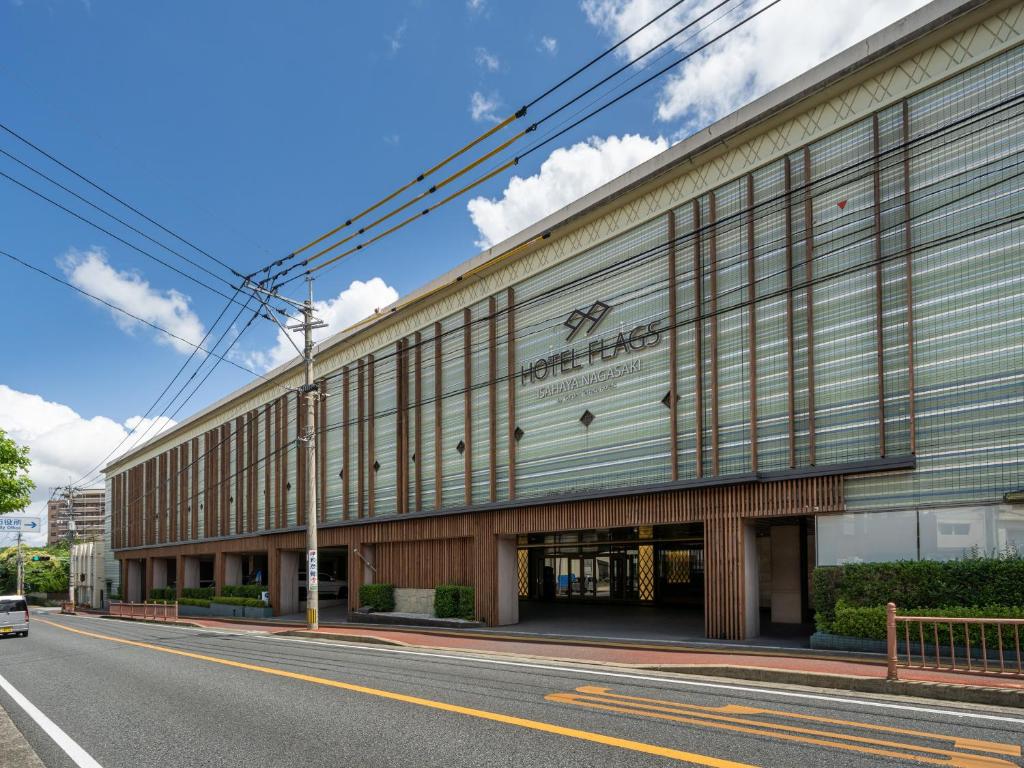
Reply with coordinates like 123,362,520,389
210,602,245,618
243,606,273,619
177,604,212,617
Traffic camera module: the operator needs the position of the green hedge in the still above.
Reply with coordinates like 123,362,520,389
178,597,211,607
434,585,475,620
182,587,214,600
211,596,267,608
812,559,1024,632
833,602,1024,645
359,583,395,612
149,587,176,601
222,585,265,599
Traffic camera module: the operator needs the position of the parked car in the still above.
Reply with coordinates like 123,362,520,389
0,595,30,638
298,571,347,600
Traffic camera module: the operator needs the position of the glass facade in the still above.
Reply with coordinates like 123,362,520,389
111,32,1024,558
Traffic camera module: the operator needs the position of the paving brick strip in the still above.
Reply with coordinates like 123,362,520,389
0,702,45,768
151,616,1022,708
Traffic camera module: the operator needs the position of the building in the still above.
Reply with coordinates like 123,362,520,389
105,0,1024,639
70,540,108,609
48,488,105,546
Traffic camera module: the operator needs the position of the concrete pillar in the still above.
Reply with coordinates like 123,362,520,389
126,560,143,603
213,551,224,596
770,525,802,624
182,557,200,589
743,521,760,639
495,536,519,626
175,556,185,598
277,550,300,616
224,554,243,587
151,559,168,590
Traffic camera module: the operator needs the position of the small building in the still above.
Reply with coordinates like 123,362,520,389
70,540,107,609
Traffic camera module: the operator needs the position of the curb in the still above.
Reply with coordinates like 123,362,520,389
180,615,883,664
639,665,1024,708
0,701,46,768
283,630,409,647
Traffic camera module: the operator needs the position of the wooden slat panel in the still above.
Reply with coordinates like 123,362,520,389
784,156,797,468
746,173,758,473
902,99,917,455
803,145,817,465
488,297,497,502
463,307,473,507
667,210,679,481
343,365,351,519
506,288,517,499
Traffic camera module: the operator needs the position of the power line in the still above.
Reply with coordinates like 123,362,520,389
0,168,252,308
0,120,245,281
0,147,242,293
282,0,784,282
0,247,280,383
259,0,700,280
71,286,247,490
107,143,1024,519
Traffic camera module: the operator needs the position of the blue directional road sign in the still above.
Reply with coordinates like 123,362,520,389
0,517,41,533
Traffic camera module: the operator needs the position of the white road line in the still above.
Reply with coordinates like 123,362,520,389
263,634,1024,725
0,671,104,768
48,613,1024,725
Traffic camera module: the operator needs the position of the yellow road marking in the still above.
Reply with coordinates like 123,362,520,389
566,687,1020,758
547,687,1020,768
38,619,756,768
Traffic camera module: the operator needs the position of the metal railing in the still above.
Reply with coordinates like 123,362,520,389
108,601,179,622
886,602,1024,680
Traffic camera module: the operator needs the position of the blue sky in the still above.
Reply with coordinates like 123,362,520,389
0,0,925,538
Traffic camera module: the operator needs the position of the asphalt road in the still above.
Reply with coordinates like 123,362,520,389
1,611,1021,768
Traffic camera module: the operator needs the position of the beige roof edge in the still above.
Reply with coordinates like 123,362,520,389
103,0,988,476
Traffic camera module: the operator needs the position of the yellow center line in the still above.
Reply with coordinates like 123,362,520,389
38,619,756,768
568,686,1021,757
546,688,1019,768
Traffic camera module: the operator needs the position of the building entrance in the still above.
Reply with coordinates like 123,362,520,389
520,524,703,606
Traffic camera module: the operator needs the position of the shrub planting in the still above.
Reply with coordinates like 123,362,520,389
812,558,1024,632
359,583,395,612
222,584,266,600
434,585,475,620
210,596,267,608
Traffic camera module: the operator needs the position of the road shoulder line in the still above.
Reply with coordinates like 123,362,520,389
0,671,103,768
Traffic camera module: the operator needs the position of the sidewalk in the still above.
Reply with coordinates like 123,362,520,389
179,616,1024,706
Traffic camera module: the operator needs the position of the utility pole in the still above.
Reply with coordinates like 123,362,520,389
16,531,24,596
300,276,320,629
53,482,82,609
246,275,325,631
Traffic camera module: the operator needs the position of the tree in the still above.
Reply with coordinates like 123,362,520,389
0,427,34,514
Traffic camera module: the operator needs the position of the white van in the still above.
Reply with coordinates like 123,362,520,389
0,595,30,638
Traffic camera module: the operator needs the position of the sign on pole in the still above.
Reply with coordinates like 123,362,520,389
0,517,41,534
307,548,318,588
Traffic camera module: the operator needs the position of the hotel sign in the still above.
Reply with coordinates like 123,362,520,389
520,300,664,402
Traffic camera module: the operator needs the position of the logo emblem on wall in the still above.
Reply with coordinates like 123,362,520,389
564,300,613,340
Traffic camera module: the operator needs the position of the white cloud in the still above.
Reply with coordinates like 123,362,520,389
60,247,206,355
467,133,667,248
475,47,501,72
470,90,502,123
581,0,928,131
242,277,400,372
386,19,408,54
539,36,558,55
467,0,485,12
0,385,176,545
